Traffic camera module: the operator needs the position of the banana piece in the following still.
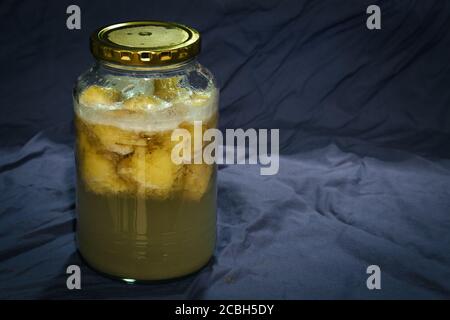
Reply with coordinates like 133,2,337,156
87,123,147,156
122,94,161,112
79,85,122,106
154,77,190,101
189,91,212,107
182,164,213,201
177,121,209,162
77,127,130,195
118,146,183,199
178,116,216,200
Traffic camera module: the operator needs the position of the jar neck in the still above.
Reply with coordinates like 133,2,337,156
95,58,198,74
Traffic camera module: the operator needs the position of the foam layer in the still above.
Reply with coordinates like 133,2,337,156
75,85,218,132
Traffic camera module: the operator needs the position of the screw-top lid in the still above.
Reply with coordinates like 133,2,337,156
90,21,201,67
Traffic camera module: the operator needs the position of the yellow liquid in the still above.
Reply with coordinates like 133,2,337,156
74,110,217,281
74,80,219,280
76,172,216,281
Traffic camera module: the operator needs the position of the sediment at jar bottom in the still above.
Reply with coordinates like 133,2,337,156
75,113,217,201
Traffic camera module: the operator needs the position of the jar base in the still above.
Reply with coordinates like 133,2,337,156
76,249,214,284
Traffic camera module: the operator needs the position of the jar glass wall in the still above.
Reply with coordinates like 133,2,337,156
73,22,218,281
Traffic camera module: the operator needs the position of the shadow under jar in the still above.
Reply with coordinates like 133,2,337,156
73,21,219,281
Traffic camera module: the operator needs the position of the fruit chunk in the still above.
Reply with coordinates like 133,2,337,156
77,128,130,195
182,164,213,201
122,94,161,112
189,91,212,107
87,123,147,156
79,85,122,106
118,146,183,199
154,77,189,101
81,150,129,194
177,121,209,162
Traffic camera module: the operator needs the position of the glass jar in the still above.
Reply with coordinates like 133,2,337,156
73,21,218,281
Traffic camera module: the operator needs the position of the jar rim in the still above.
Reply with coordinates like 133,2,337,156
96,57,198,73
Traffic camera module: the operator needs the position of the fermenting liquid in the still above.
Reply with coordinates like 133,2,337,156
75,82,218,280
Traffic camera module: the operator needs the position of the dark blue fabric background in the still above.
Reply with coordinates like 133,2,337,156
0,0,450,299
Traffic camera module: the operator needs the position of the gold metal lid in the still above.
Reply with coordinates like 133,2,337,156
90,21,201,67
